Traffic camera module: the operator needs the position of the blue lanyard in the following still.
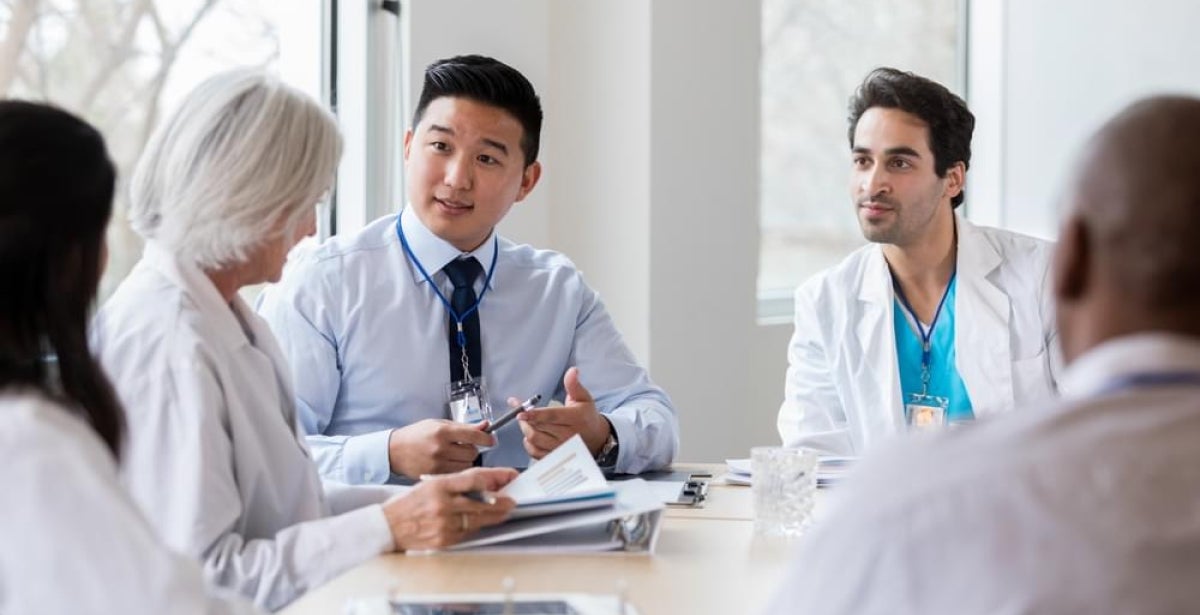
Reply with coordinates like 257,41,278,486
892,271,956,394
1093,371,1200,397
396,216,498,350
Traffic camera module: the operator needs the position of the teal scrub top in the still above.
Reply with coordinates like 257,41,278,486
893,276,974,422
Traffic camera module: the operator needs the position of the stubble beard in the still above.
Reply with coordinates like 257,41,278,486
860,215,903,244
857,198,908,245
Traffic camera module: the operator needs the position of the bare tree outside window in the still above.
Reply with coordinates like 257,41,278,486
760,0,960,320
0,0,292,300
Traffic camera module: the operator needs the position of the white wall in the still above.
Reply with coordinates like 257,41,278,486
544,1,652,364
970,0,1200,238
646,1,782,461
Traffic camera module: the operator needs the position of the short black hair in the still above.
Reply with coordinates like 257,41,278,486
848,67,974,208
412,54,543,167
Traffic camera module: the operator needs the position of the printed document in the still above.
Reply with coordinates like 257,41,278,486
502,434,616,518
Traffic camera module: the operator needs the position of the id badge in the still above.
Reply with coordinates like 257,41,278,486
905,393,949,433
446,377,493,425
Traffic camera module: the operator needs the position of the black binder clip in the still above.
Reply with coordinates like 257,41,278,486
668,478,708,507
607,469,710,507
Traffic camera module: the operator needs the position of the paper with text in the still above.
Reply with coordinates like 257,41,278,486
502,434,609,502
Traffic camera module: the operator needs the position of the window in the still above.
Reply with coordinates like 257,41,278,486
0,0,323,301
759,0,962,322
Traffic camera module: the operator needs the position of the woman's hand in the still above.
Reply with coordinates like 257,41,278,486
380,467,518,551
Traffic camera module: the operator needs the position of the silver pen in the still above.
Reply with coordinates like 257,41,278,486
418,474,499,505
484,393,542,434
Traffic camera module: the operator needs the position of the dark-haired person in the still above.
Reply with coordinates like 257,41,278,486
778,68,1058,455
92,70,517,611
0,101,258,613
257,54,678,482
767,95,1200,615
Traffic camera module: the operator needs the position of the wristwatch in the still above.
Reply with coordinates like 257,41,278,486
595,420,620,467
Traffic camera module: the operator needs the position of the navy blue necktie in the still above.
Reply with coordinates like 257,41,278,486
443,257,483,383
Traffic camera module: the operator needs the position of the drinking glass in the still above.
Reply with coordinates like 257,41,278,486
751,446,818,538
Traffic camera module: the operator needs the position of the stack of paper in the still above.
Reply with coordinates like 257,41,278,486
447,480,662,553
500,435,617,519
416,435,665,554
814,456,854,487
724,455,855,488
724,458,753,486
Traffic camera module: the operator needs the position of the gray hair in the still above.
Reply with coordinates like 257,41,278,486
129,69,342,269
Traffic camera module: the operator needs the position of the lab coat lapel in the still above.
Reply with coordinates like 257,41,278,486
855,246,906,441
237,299,301,433
954,215,1013,416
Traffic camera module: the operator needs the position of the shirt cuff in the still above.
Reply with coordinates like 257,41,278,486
603,413,636,473
342,429,394,485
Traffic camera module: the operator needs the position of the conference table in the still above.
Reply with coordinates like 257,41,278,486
281,464,808,614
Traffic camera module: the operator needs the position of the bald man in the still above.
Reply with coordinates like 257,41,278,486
765,96,1200,614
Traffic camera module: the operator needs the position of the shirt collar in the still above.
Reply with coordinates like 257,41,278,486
398,205,499,290
1059,333,1200,399
141,241,256,351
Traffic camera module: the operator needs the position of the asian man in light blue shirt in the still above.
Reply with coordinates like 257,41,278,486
257,55,678,484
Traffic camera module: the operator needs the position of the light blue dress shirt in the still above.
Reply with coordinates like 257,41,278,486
256,207,679,483
893,277,974,421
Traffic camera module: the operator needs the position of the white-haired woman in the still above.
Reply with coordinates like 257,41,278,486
92,70,516,611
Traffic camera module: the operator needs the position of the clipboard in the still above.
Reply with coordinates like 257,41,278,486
607,470,710,507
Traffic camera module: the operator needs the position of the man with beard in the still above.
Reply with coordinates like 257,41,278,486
778,68,1058,455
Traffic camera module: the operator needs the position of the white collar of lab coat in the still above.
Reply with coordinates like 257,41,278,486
398,205,499,291
856,213,1002,305
1059,333,1200,399
140,241,258,351
955,214,1004,281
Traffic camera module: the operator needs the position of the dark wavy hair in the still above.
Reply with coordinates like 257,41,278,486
0,101,124,457
412,54,543,167
848,67,975,208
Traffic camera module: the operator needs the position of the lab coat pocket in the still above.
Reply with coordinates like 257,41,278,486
1011,348,1052,404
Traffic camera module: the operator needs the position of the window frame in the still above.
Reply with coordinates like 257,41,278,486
325,0,403,239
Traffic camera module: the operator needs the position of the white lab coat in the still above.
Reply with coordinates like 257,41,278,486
0,390,259,615
779,215,1059,455
766,334,1200,614
92,243,398,611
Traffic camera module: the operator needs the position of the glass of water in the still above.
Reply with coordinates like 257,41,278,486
752,446,818,538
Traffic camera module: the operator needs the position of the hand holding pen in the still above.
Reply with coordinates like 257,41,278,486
486,393,542,434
